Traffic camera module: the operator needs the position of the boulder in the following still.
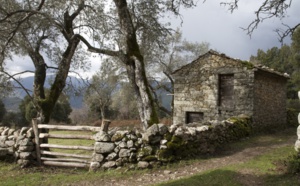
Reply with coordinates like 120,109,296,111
111,131,128,142
137,161,150,169
106,152,118,161
102,161,116,168
92,153,104,162
94,132,111,142
94,142,115,154
119,149,130,158
158,124,168,135
89,162,100,171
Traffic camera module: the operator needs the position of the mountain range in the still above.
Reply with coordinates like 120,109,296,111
3,75,171,112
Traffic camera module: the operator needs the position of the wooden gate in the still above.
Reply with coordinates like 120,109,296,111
32,119,101,168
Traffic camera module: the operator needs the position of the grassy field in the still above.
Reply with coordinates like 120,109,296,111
0,127,299,186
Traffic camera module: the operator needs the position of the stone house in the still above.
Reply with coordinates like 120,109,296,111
172,50,289,130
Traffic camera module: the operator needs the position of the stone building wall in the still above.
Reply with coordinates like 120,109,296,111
173,50,288,129
173,51,255,125
253,70,287,130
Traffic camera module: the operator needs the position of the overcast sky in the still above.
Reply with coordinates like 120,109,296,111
175,0,299,60
5,0,299,78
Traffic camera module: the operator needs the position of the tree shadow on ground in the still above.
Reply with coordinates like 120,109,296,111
158,169,300,186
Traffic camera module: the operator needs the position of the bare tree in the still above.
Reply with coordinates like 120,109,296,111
84,60,119,121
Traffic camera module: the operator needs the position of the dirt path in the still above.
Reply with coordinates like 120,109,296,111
76,132,296,186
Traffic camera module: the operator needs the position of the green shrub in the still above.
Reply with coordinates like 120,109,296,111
287,108,298,127
286,152,300,174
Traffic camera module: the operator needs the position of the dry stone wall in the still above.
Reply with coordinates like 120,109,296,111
89,115,252,171
0,127,36,167
0,115,252,170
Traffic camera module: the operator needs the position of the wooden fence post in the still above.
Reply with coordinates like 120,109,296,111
101,120,111,133
32,118,42,166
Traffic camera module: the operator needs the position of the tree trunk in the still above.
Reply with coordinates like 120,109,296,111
114,0,159,130
125,57,158,130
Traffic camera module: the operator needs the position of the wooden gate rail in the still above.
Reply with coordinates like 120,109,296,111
32,119,101,168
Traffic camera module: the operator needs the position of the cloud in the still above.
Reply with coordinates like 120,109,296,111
173,0,298,60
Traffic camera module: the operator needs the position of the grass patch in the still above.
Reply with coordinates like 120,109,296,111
158,169,241,186
47,130,95,155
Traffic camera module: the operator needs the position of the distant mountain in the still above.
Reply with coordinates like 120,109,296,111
3,97,22,112
4,75,171,112
5,75,85,111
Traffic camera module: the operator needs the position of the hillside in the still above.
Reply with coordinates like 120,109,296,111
3,76,171,112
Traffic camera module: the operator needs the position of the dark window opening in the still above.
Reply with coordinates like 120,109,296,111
218,74,234,108
186,112,204,124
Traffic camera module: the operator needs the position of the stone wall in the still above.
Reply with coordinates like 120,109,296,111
89,115,252,170
173,51,254,125
253,70,287,130
0,115,252,170
173,50,288,130
0,127,36,167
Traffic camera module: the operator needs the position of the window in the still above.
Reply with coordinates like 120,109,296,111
186,112,204,124
218,74,234,108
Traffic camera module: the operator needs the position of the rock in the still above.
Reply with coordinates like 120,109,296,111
1,128,9,136
160,139,168,145
114,146,120,153
8,135,14,140
164,170,172,174
92,153,104,162
169,124,178,134
18,138,33,146
106,152,118,161
102,161,116,168
5,140,15,147
187,127,197,136
89,162,100,171
142,124,162,144
94,142,115,154
119,149,131,158
94,132,111,142
119,141,127,148
158,124,168,135
18,145,34,152
127,140,134,148
7,147,14,154
8,129,15,136
19,152,32,159
137,161,150,169
160,145,167,149
0,148,8,156
196,126,209,132
20,127,29,135
174,127,185,136
0,136,7,147
137,146,153,158
17,159,30,168
111,131,128,142
26,128,34,138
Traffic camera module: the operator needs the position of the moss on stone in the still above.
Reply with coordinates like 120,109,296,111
142,155,157,162
156,149,175,162
240,60,255,69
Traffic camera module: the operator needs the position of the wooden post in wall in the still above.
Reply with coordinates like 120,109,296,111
32,118,42,166
101,120,111,133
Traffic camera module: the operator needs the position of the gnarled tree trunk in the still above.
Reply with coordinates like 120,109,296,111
114,0,159,130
